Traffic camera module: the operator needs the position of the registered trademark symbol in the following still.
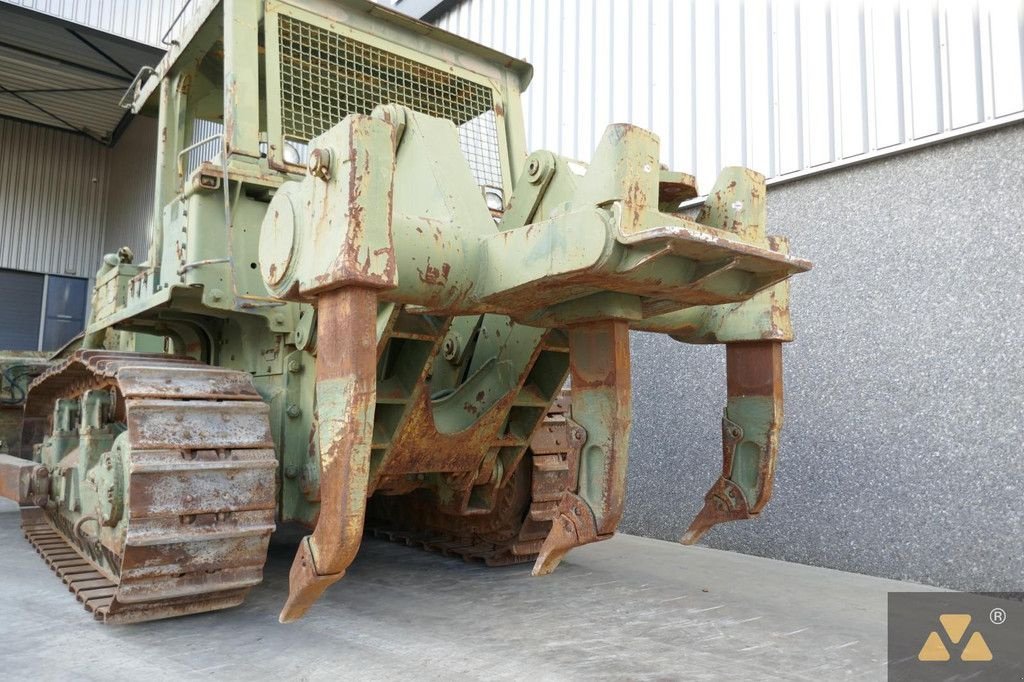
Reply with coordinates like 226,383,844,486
990,607,1007,625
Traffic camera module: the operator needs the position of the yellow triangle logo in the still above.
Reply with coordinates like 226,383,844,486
939,614,971,644
961,632,993,662
918,631,950,661
917,614,994,663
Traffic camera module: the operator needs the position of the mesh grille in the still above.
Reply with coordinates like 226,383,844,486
277,14,503,189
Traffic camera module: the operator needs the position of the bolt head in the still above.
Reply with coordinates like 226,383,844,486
308,148,332,180
286,403,302,418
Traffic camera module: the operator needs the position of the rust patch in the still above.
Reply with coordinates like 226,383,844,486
726,341,783,399
417,260,451,286
365,398,582,567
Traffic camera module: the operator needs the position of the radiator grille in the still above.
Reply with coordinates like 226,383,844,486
277,14,503,189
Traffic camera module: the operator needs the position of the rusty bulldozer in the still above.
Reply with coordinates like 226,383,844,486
0,0,810,623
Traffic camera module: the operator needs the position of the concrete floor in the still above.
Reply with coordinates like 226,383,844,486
0,500,940,680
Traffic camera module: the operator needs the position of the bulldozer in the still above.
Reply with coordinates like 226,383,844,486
0,0,810,624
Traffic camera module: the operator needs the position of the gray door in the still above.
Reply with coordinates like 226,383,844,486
41,275,88,351
0,268,44,350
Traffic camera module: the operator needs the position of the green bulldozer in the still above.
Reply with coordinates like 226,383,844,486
0,0,810,623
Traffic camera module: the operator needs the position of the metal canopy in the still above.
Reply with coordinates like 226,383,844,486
0,3,163,145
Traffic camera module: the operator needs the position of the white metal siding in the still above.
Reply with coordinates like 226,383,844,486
0,0,198,47
436,0,1024,191
0,118,108,278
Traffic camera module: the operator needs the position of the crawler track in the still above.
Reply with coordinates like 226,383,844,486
20,351,277,624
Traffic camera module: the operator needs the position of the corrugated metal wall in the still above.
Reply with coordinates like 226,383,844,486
0,118,108,277
0,0,196,279
435,0,1024,191
0,0,199,47
0,114,158,282
103,116,157,258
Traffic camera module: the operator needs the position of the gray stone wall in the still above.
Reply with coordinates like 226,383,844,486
621,122,1024,591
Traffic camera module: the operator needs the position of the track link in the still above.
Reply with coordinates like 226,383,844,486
19,350,277,624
